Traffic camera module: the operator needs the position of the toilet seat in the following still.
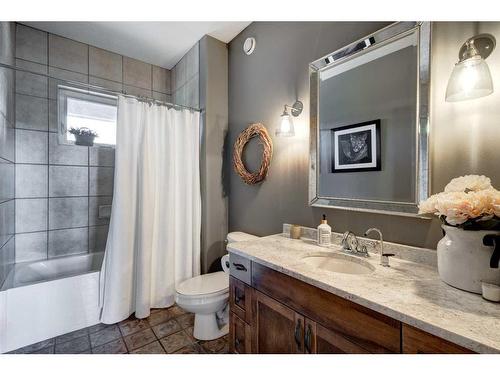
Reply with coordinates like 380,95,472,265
176,271,228,298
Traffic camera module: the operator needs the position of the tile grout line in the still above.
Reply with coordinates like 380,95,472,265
12,52,17,264
85,40,91,254
45,38,49,260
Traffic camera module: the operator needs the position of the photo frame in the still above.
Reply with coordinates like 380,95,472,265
331,119,381,173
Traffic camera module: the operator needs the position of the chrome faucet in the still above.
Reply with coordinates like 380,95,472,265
341,231,358,251
364,228,395,267
341,231,369,257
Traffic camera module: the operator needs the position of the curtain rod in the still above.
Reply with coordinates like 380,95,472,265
0,61,203,113
63,80,204,113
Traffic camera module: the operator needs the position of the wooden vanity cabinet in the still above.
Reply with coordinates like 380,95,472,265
228,260,475,354
250,262,401,353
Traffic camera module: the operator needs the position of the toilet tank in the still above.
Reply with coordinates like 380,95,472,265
222,232,258,275
226,231,258,244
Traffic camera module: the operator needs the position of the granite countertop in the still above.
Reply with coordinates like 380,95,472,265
227,234,500,353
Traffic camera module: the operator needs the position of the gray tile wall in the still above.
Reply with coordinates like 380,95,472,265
0,22,16,285
171,43,200,109
13,23,172,262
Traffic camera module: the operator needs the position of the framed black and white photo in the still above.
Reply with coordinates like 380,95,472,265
331,119,381,173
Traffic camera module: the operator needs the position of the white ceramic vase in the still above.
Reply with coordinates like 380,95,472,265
437,225,500,294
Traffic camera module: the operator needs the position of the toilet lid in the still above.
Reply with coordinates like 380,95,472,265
176,271,229,296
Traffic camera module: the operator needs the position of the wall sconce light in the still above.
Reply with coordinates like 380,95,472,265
275,101,303,137
446,34,496,102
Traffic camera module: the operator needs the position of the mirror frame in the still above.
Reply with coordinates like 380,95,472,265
309,21,431,217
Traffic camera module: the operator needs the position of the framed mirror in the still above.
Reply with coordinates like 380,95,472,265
309,22,431,216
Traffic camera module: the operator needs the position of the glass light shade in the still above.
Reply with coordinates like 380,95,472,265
276,112,295,137
445,55,494,102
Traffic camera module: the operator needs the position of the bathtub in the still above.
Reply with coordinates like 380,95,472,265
0,252,104,353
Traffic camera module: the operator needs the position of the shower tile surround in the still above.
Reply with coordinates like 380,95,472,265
8,305,228,354
0,22,15,287
11,23,174,262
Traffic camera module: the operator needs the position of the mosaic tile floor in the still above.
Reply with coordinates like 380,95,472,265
8,305,228,354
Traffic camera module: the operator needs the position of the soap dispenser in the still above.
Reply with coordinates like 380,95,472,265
317,214,332,247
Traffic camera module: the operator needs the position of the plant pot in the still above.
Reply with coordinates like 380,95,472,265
74,134,96,147
437,224,500,294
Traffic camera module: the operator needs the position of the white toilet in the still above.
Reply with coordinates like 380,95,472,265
175,231,258,340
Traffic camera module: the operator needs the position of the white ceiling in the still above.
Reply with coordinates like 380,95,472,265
24,22,251,69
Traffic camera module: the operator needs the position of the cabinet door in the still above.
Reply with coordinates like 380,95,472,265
252,290,304,354
229,313,252,354
304,319,370,354
402,324,474,354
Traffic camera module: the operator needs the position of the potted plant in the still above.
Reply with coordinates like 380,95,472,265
419,175,500,293
69,127,98,146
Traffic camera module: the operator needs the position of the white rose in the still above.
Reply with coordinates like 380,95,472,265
489,189,500,217
470,189,496,218
418,193,443,214
435,192,479,225
444,175,492,193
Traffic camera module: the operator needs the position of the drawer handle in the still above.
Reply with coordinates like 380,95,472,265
235,338,241,350
294,319,302,351
235,294,245,304
232,263,247,272
305,324,312,353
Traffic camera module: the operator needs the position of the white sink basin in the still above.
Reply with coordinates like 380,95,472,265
302,253,375,275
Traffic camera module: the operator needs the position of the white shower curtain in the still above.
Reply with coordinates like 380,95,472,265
100,96,201,324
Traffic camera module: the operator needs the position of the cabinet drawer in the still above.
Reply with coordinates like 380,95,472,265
402,324,474,354
229,313,252,354
229,253,251,284
229,276,252,323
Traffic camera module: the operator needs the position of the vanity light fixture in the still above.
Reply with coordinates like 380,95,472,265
446,34,496,102
275,100,303,137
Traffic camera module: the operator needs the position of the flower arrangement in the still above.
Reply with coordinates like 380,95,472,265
419,175,500,230
68,127,98,146
68,127,98,137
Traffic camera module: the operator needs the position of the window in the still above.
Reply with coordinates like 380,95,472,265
58,85,118,147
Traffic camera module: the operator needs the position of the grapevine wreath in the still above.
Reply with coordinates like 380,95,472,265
232,123,273,185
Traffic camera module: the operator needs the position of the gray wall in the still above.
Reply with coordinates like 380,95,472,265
0,22,15,284
228,21,500,250
199,36,228,273
12,23,172,262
